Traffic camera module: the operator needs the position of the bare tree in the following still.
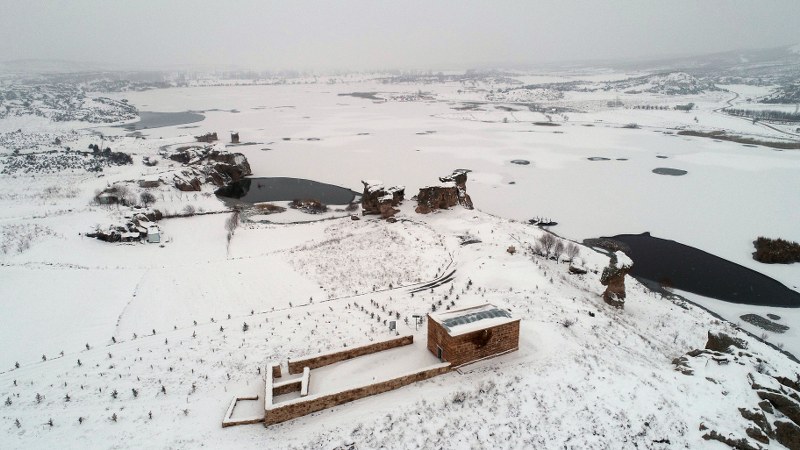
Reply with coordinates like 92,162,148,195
113,184,135,206
553,241,565,262
140,192,156,208
565,242,580,262
536,233,557,257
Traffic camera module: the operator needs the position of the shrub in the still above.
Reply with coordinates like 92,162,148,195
752,236,800,264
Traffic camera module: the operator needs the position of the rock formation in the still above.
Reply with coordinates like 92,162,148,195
671,337,800,450
86,208,163,243
231,132,240,144
195,132,218,143
705,331,748,353
289,199,328,214
415,170,473,214
600,251,633,308
162,145,252,192
361,180,405,219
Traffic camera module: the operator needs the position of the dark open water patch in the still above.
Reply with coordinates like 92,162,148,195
511,160,530,165
652,168,688,176
118,111,205,131
215,177,359,205
586,232,800,307
587,157,611,161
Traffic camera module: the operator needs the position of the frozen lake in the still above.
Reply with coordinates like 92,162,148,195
99,83,800,295
118,110,205,130
216,177,359,205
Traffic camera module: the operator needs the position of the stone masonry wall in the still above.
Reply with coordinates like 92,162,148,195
265,363,451,425
272,380,301,396
287,335,414,374
427,318,520,367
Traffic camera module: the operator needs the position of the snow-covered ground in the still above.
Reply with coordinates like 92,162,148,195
1,71,799,448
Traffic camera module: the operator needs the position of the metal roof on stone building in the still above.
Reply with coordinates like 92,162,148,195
429,303,516,335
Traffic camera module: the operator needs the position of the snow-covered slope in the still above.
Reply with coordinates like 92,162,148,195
1,205,798,449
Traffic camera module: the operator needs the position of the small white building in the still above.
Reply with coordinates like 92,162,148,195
147,225,161,243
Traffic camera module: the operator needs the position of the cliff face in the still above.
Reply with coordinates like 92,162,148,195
415,170,474,214
415,185,459,214
164,145,252,191
361,180,405,219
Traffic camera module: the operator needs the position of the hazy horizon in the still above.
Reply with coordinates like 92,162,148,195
2,0,800,72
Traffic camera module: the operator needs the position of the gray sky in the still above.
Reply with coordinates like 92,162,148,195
2,0,800,71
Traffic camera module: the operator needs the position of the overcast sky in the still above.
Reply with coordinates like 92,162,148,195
2,1,800,71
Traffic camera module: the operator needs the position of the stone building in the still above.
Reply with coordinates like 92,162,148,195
427,303,520,367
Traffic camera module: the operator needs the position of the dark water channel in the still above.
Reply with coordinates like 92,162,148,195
119,111,205,131
586,232,800,307
215,177,359,205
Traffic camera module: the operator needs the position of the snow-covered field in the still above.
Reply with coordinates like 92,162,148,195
1,71,800,448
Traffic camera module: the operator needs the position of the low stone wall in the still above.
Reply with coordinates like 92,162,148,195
265,363,451,425
288,335,413,374
272,379,301,396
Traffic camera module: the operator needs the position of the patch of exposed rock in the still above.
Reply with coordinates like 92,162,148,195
415,170,473,214
775,421,800,450
253,203,286,215
86,207,163,243
195,132,218,143
161,145,251,192
599,251,632,308
671,331,800,450
361,180,405,219
706,331,748,353
289,199,328,214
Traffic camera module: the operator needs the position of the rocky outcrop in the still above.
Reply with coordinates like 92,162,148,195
757,391,800,426
173,169,203,191
195,132,218,143
706,331,748,353
599,251,633,308
162,145,251,191
361,180,405,219
415,170,474,214
672,338,800,450
290,199,328,214
439,170,473,210
775,421,800,450
415,185,459,214
86,208,162,243
701,429,761,450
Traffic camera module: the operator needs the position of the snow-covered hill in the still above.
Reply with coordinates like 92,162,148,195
2,204,798,449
